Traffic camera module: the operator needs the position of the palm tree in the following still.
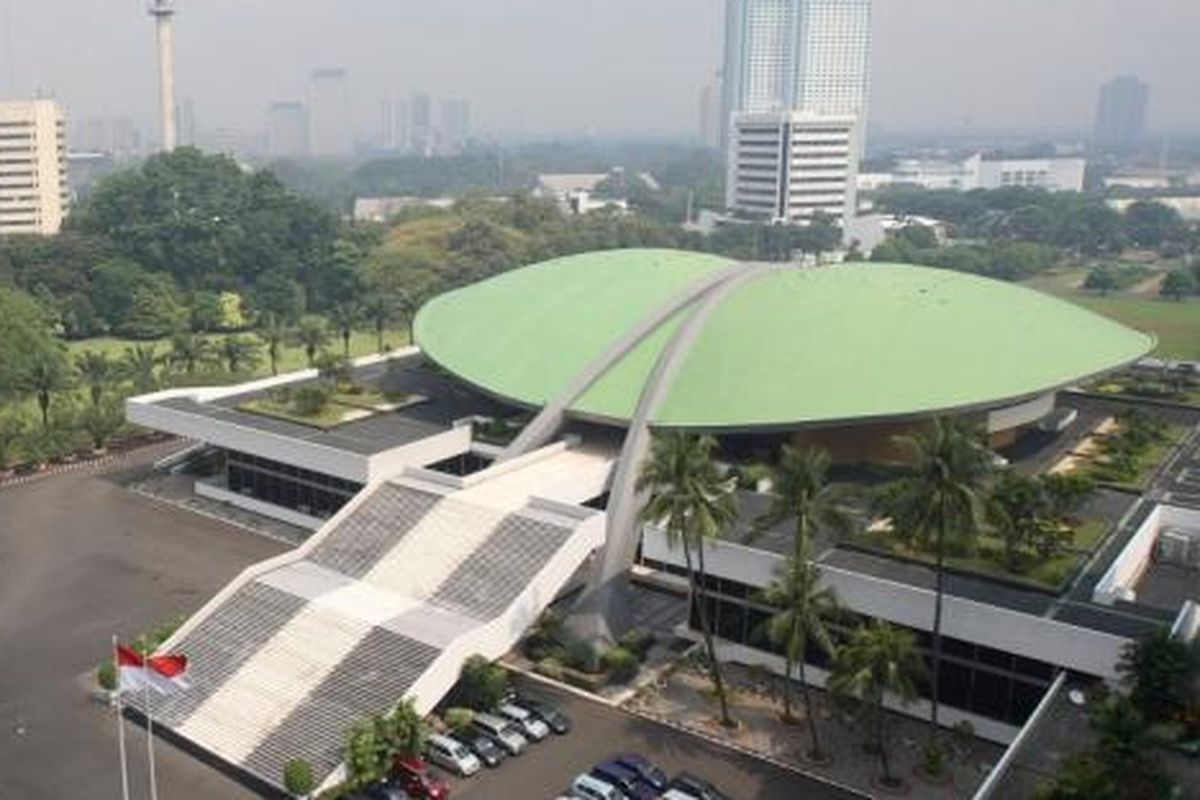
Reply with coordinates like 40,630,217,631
0,412,27,470
637,432,739,727
363,291,406,353
757,551,839,759
75,350,114,409
167,331,217,376
21,348,74,429
219,335,262,375
121,345,161,393
828,621,924,788
755,446,852,560
882,418,990,738
256,313,289,376
327,302,360,357
294,315,331,368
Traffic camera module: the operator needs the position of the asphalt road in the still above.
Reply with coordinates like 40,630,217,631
0,447,284,800
449,678,862,800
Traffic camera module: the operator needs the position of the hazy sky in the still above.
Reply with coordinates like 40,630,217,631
2,0,1197,141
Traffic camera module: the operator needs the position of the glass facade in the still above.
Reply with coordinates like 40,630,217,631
224,450,362,519
645,558,1054,728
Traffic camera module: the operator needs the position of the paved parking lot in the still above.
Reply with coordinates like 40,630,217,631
0,447,283,800
447,678,861,800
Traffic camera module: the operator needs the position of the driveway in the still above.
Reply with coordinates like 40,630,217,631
0,447,285,800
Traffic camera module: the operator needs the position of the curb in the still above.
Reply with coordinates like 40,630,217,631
126,485,307,547
0,438,183,492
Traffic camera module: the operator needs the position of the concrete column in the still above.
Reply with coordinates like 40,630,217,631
155,12,178,151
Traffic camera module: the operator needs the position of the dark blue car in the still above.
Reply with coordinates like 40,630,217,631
614,754,668,791
591,760,658,800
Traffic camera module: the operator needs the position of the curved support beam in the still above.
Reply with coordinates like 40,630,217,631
569,263,784,640
497,262,752,462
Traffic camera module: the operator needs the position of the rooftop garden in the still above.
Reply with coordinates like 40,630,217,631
238,353,424,430
1089,365,1200,408
1077,410,1187,490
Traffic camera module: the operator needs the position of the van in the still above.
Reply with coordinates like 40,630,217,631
471,712,527,756
570,773,623,800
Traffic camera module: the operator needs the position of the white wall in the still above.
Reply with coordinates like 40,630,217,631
1094,504,1200,605
986,393,1054,434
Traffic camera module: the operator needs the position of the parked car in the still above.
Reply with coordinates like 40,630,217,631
570,773,623,800
613,754,667,792
450,730,506,767
472,712,528,756
517,698,572,734
590,760,657,800
426,733,482,777
667,772,730,800
391,756,450,800
345,783,411,800
498,702,551,741
659,791,699,800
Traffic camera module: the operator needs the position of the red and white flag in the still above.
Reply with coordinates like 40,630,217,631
116,644,190,696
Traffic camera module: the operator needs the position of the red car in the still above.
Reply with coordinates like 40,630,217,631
391,756,450,800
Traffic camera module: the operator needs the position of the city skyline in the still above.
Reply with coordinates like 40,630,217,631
0,0,1198,144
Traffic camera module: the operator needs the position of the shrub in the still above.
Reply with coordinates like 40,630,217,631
535,658,565,681
601,646,639,684
293,385,331,417
97,659,116,691
563,638,599,673
920,740,946,779
524,609,568,662
443,707,475,733
618,627,655,661
283,758,315,796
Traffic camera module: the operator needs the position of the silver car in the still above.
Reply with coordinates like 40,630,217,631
498,702,550,741
471,712,528,755
426,733,482,777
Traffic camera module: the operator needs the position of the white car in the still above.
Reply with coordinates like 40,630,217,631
570,774,622,800
498,702,550,741
425,733,482,777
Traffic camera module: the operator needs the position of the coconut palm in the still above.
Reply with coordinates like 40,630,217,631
256,313,290,376
754,445,853,558
637,431,739,727
75,350,114,409
294,315,331,368
881,418,990,738
327,302,360,357
121,344,161,393
758,550,840,759
167,331,217,376
218,335,262,375
828,621,924,788
21,347,74,429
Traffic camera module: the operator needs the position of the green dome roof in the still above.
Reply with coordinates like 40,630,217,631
414,249,1153,429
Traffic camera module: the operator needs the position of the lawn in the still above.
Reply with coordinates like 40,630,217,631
237,396,368,430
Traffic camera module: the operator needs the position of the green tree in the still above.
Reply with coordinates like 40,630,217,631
0,286,58,400
755,445,852,560
450,654,509,712
827,621,924,788
362,291,407,353
327,302,360,357
758,554,839,759
387,698,429,759
121,345,161,393
882,419,991,739
1042,473,1096,521
1083,268,1119,296
282,759,314,796
0,411,28,470
294,315,331,368
345,716,392,785
20,347,74,429
167,331,217,376
637,432,738,727
989,473,1051,570
218,335,262,375
75,350,115,409
256,313,290,376
80,400,125,451
1159,269,1196,301
1117,627,1198,724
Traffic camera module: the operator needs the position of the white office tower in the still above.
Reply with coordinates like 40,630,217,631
722,0,872,145
148,0,178,151
0,100,70,235
308,69,353,157
725,110,858,224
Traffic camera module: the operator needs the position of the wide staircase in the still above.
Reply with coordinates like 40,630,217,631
132,444,612,790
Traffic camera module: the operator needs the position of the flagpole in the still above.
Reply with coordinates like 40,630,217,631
144,669,159,800
112,635,131,800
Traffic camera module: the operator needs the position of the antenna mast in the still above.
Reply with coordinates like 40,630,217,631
148,0,178,151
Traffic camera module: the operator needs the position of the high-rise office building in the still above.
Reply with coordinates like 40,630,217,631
0,99,70,235
725,110,858,224
721,0,872,144
410,93,433,157
439,99,470,155
1093,76,1149,152
267,102,309,158
308,68,352,156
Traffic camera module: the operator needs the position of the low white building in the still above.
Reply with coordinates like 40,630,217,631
863,153,1086,193
725,110,859,224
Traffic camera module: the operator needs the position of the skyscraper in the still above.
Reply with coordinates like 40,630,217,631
410,93,433,156
1093,76,1149,152
0,100,69,235
308,68,352,156
721,0,872,142
439,99,470,155
268,102,309,158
